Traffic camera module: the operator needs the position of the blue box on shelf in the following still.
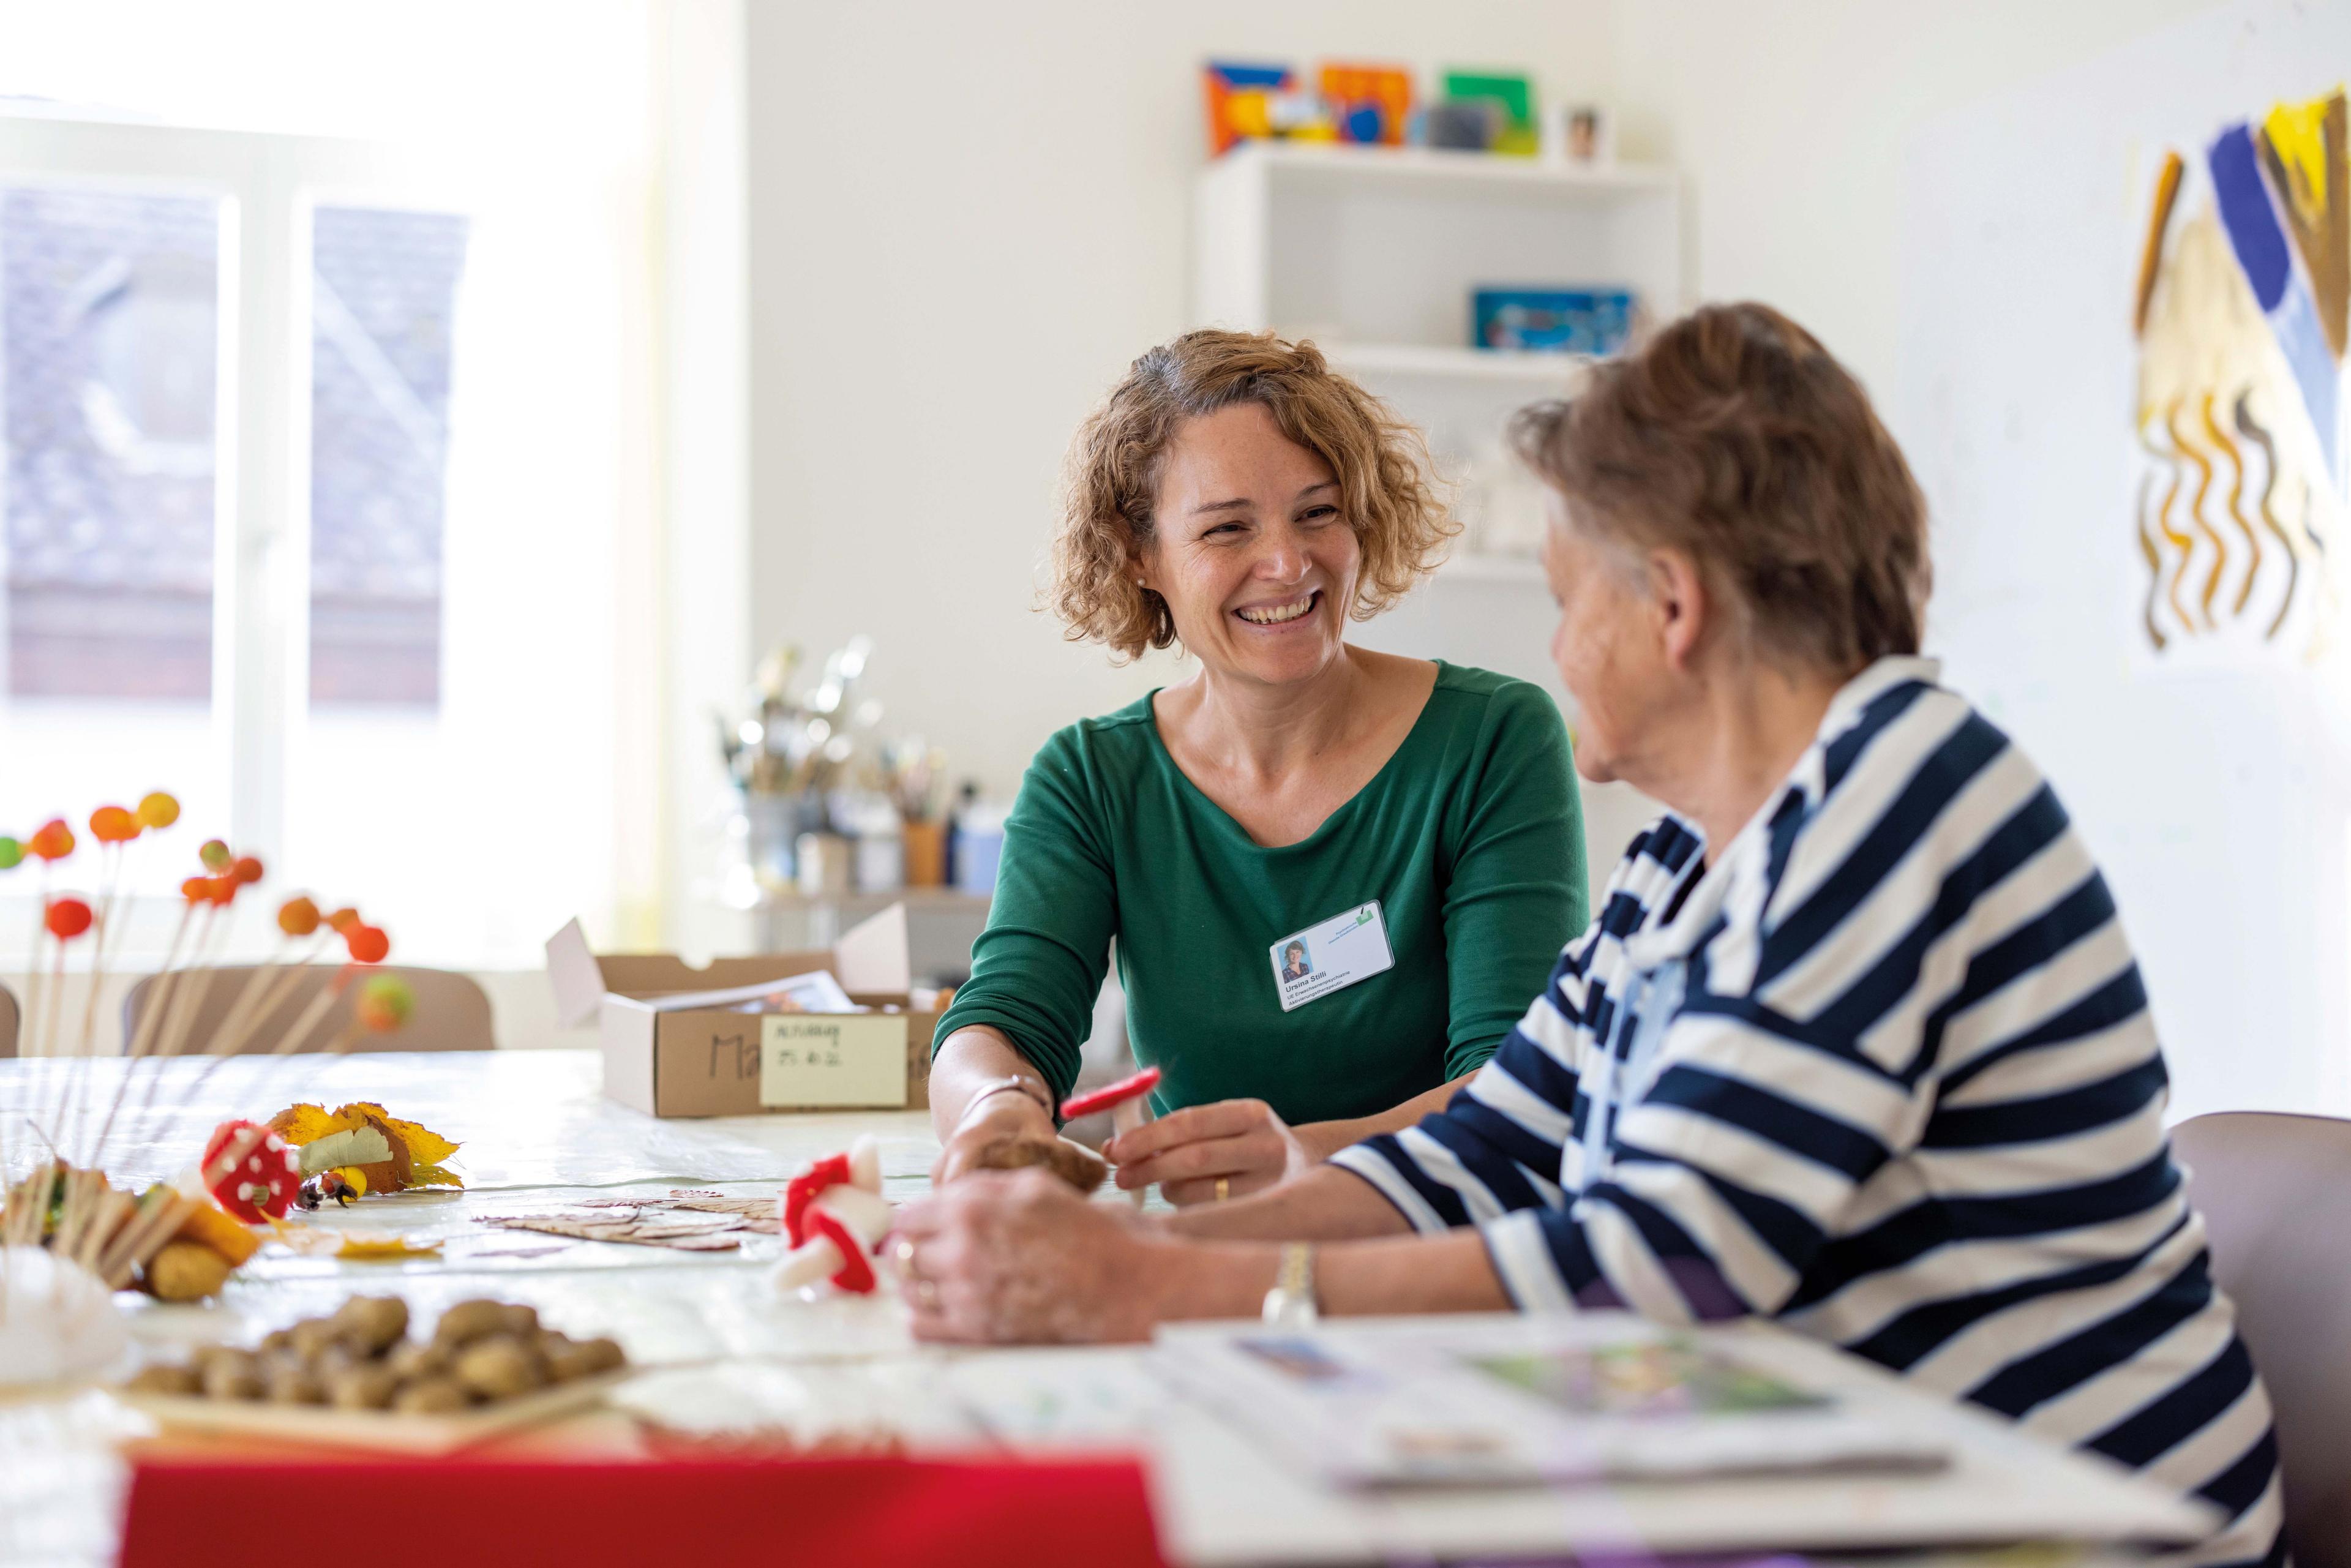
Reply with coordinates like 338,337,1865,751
1472,288,1637,355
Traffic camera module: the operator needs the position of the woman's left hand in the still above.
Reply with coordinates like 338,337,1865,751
1103,1097,1318,1206
891,1169,1168,1343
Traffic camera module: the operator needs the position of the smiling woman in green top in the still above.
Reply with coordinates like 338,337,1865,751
929,329,1586,1204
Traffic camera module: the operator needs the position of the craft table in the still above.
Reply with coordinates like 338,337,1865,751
0,1050,2211,1567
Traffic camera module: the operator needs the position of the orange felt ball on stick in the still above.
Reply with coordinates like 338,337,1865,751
29,819,73,861
326,907,362,935
181,876,212,904
89,805,140,843
45,897,92,940
277,896,321,937
231,855,263,885
136,790,181,829
345,925,391,964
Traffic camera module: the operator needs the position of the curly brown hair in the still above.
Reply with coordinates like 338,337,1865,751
1510,302,1930,673
1052,329,1456,659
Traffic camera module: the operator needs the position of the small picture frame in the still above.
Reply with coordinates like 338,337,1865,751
1561,104,1614,167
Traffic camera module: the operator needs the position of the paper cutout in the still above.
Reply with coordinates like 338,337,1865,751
484,1215,746,1251
2132,85,2348,662
480,1190,786,1253
2258,90,2347,359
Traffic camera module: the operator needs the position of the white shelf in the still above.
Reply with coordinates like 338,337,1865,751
1224,140,1677,201
1323,342,1594,388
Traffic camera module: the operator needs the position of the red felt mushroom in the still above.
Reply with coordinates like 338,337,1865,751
201,1119,302,1223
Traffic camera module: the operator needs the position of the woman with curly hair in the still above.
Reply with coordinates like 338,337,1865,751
927,329,1588,1204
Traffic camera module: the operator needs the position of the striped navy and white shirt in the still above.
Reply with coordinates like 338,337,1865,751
1333,656,2283,1566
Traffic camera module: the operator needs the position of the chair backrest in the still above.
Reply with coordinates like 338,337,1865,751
0,980,17,1059
2173,1111,2351,1568
119,966,494,1056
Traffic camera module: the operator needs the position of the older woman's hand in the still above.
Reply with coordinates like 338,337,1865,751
893,1169,1168,1343
1103,1098,1316,1205
931,1092,1109,1193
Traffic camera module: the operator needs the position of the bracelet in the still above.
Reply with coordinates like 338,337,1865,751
963,1074,1055,1126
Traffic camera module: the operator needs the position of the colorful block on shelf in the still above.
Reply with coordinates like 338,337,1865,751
1473,288,1638,356
1202,61,1333,156
1319,64,1412,147
1442,71,1539,157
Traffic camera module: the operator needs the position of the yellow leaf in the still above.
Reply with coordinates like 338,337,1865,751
407,1163,465,1190
351,1102,461,1168
268,1102,364,1146
335,1233,441,1261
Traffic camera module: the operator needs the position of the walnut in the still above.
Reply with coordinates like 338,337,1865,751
452,1335,544,1401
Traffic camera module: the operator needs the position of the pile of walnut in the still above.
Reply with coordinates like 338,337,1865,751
123,1296,626,1414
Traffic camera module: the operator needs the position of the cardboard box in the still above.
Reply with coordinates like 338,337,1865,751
547,905,943,1118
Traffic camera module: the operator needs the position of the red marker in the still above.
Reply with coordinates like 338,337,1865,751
1059,1066,1161,1121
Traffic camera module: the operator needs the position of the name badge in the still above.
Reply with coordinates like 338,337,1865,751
1269,901,1395,1013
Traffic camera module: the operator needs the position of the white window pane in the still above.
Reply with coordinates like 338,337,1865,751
0,184,227,871
2,185,217,700
308,204,467,708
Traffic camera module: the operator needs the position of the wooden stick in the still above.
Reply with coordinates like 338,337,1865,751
97,1187,190,1289
78,903,195,1184
207,934,335,1059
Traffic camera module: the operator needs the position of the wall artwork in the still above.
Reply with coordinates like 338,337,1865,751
2132,85,2347,661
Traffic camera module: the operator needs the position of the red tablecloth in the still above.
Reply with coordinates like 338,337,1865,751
120,1455,1167,1568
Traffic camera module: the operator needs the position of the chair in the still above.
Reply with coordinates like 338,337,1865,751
0,979,17,1058
2173,1111,2351,1568
119,966,493,1056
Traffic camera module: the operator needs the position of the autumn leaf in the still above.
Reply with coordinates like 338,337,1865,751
350,1102,460,1167
264,1101,463,1197
268,1103,361,1146
336,1233,440,1261
298,1125,392,1176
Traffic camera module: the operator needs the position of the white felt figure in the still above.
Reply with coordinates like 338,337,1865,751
772,1135,891,1294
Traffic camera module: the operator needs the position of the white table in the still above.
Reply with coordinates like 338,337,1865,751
0,1051,2210,1566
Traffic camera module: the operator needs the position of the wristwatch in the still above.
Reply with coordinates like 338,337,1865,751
1261,1242,1319,1327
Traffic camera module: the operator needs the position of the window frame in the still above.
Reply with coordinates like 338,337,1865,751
0,110,477,888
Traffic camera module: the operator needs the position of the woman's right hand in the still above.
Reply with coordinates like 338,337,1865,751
931,1089,1109,1193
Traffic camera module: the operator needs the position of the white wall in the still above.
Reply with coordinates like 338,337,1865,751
740,1,1614,801
1608,0,2351,1122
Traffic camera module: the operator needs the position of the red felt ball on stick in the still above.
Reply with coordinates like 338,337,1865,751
345,925,391,964
230,855,263,885
44,897,93,940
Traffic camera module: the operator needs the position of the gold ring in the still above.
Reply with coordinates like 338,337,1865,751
1215,1176,1230,1203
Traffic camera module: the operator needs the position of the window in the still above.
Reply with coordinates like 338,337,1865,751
4,185,219,702
309,204,467,708
0,113,646,967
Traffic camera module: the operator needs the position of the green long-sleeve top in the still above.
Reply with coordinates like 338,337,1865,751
934,662,1588,1125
